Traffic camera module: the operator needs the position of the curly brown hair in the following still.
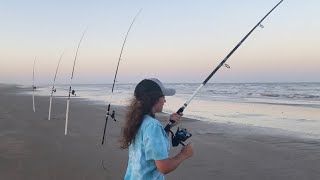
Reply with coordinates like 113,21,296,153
120,90,163,149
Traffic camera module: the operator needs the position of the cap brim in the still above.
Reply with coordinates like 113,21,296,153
162,88,176,96
147,78,176,96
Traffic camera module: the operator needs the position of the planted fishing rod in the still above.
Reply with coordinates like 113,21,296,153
164,0,284,146
65,29,87,135
101,9,142,145
48,51,64,120
32,57,36,112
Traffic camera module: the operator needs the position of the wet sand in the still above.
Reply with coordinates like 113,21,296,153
1,84,320,180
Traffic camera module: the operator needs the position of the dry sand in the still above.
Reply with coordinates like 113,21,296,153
1,84,320,180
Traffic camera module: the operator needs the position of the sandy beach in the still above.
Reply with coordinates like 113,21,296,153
1,84,320,180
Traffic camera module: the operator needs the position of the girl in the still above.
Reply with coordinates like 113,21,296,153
121,78,193,180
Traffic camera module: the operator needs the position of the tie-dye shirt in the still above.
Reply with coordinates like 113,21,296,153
124,115,170,180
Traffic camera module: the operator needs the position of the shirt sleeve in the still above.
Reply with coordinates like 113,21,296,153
143,122,169,161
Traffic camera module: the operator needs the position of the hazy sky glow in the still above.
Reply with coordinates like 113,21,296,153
0,0,319,84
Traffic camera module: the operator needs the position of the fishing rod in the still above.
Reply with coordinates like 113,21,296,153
65,29,87,135
164,0,284,146
32,56,36,112
48,51,64,120
101,9,142,145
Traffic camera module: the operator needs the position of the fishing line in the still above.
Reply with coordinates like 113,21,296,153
101,9,142,145
164,0,285,146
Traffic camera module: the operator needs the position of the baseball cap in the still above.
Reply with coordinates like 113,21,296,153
134,78,176,98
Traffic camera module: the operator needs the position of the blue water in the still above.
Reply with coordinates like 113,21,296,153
24,82,320,138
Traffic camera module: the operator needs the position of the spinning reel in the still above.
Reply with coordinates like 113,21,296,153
106,110,116,122
169,127,192,147
71,90,76,96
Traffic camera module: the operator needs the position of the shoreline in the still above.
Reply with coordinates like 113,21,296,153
1,84,320,179
19,83,320,139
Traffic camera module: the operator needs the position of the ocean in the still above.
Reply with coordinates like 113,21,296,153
22,82,320,138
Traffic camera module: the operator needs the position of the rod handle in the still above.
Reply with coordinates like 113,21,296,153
164,107,184,132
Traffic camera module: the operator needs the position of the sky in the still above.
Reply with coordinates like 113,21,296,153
0,0,319,84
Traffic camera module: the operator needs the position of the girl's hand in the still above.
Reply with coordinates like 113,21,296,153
169,112,183,127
